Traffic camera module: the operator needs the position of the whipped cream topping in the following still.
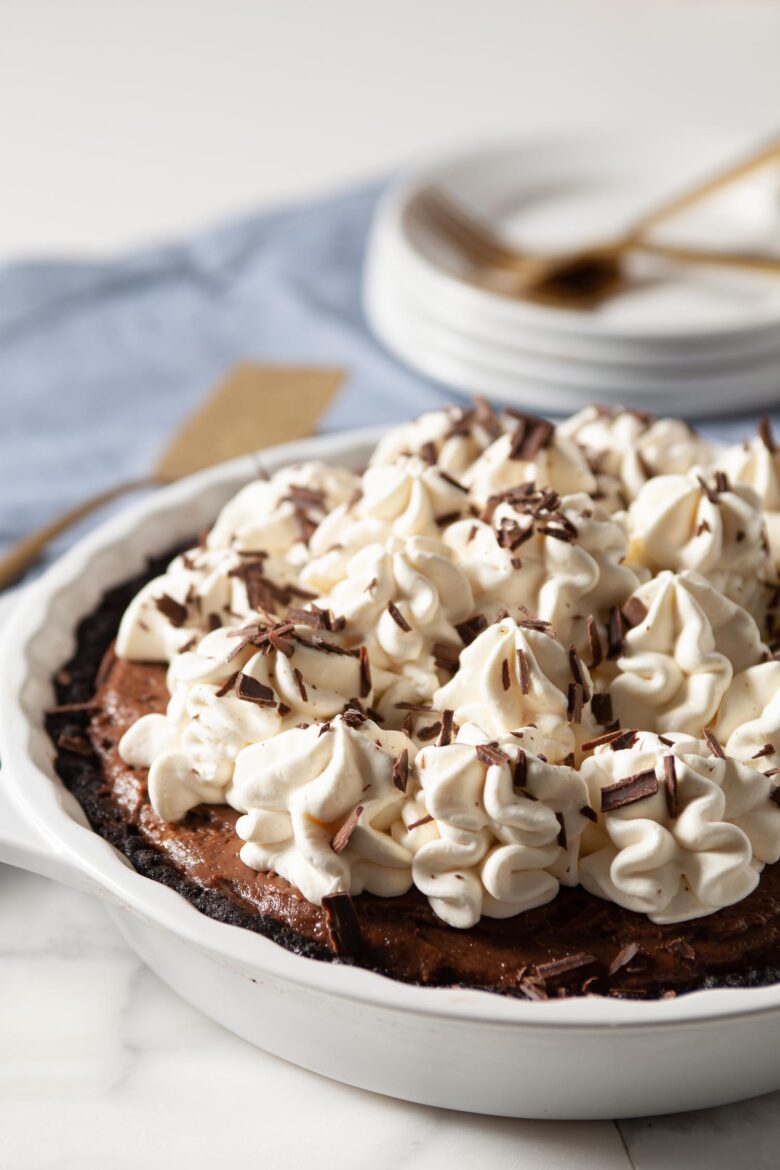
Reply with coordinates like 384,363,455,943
445,489,642,652
396,722,591,928
608,570,765,736
720,423,780,568
114,400,780,929
625,469,769,611
230,714,415,904
560,406,714,503
433,616,599,760
580,731,780,923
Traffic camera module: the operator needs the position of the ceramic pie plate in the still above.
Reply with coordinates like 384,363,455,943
2,428,780,1120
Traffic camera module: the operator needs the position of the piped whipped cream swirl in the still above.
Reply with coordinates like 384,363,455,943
580,731,780,923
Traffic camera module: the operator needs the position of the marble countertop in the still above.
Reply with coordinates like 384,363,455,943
2,603,779,1168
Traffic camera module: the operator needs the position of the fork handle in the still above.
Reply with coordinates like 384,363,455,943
0,478,153,591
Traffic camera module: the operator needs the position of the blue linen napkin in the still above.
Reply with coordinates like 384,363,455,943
0,181,775,574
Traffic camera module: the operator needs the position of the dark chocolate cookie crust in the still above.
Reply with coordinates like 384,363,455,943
46,554,780,1000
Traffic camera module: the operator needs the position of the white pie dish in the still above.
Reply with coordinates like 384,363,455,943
1,426,780,1120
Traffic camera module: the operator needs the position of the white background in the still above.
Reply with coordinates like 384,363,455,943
2,0,780,260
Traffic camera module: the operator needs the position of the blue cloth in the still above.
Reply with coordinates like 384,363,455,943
0,182,775,574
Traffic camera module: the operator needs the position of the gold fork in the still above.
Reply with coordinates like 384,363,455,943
413,136,780,308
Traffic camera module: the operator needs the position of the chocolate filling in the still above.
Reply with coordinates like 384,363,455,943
46,553,780,999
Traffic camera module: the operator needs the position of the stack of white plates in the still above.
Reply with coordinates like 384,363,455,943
364,129,780,415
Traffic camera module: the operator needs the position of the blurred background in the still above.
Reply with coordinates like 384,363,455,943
3,0,780,260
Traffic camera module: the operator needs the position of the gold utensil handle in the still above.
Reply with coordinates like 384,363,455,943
0,479,151,592
635,239,780,273
630,136,780,240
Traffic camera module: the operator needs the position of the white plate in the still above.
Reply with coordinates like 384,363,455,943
366,264,780,415
366,129,780,386
2,428,780,1119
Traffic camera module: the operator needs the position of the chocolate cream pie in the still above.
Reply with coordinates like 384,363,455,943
48,402,780,999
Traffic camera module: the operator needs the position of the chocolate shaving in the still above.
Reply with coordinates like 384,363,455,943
601,768,658,812
501,657,511,692
696,519,712,537
518,976,548,1001
393,749,409,793
567,683,584,724
417,721,442,742
663,754,679,819
57,732,93,756
154,594,188,627
621,597,648,629
235,673,277,707
341,706,366,729
215,671,240,698
322,893,362,955
517,648,531,694
476,742,510,767
537,523,575,543
607,606,624,659
433,643,460,673
581,727,627,752
608,943,639,977
508,414,555,462
408,814,434,830
555,812,567,849
455,614,488,645
513,750,528,789
609,728,639,752
752,743,775,759
438,469,468,493
387,601,412,632
580,804,598,823
590,692,613,727
292,667,308,702
587,615,603,669
435,511,463,528
419,440,437,465
331,806,364,854
359,646,372,698
702,727,726,760
437,709,455,747
534,952,598,983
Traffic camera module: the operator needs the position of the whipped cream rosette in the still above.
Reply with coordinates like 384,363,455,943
607,570,765,736
624,469,769,611
301,455,473,594
433,615,599,760
714,660,780,773
116,545,250,663
445,488,642,652
560,406,714,503
318,534,474,720
580,731,780,923
720,421,780,568
119,618,373,821
207,460,358,557
369,402,505,476
229,714,415,905
463,420,597,507
393,722,591,928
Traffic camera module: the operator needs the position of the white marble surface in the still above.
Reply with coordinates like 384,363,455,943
2,596,780,1168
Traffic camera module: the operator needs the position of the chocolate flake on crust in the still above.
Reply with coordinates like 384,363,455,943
535,951,598,983
57,732,93,756
601,768,658,812
608,943,639,977
322,893,362,955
